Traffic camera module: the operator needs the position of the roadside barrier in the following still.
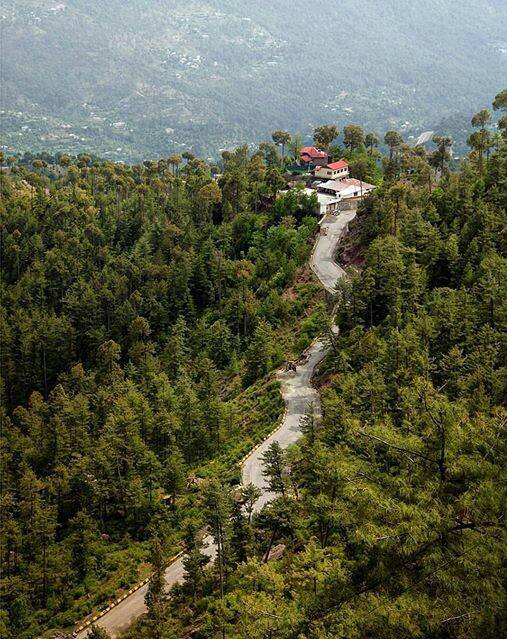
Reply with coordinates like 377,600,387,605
73,551,184,636
237,408,288,467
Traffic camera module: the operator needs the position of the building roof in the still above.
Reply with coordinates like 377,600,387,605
318,180,347,193
319,178,375,192
340,177,375,189
301,146,328,160
326,159,349,170
336,185,367,199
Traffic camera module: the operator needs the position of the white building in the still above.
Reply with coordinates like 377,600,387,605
314,159,349,181
302,188,341,216
318,178,375,200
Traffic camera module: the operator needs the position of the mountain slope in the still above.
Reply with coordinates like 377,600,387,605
2,0,506,159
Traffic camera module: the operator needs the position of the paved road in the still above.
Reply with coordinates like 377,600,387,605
242,209,356,509
76,542,216,637
413,130,434,147
76,209,355,638
311,210,356,293
242,335,328,511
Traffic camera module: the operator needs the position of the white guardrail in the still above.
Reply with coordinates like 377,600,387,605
73,551,184,636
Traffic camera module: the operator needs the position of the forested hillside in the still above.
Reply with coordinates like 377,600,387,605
0,147,326,636
2,0,506,159
1,91,506,639
117,96,504,638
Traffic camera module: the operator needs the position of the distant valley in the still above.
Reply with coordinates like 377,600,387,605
1,0,506,160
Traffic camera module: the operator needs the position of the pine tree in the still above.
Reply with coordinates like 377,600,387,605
69,510,98,581
202,479,232,599
313,125,339,150
182,524,210,602
88,625,111,639
261,442,287,496
163,317,189,380
241,483,262,524
384,130,403,160
243,321,273,386
145,536,167,637
230,499,249,564
271,130,292,160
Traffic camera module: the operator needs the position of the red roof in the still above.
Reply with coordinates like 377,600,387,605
327,159,349,170
301,146,328,160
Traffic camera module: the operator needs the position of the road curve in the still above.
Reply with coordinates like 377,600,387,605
311,209,356,293
76,209,355,638
242,208,356,509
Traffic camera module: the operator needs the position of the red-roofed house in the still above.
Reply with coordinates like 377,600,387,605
300,146,330,167
315,159,349,181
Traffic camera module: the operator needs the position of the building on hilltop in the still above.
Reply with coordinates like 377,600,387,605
314,159,349,181
318,177,375,199
300,146,330,167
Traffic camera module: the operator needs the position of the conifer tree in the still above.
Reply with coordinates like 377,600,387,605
202,479,232,598
88,626,111,639
182,523,210,602
261,442,287,496
145,536,167,634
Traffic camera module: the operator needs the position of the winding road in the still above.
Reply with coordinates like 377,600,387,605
243,208,356,511
76,208,356,638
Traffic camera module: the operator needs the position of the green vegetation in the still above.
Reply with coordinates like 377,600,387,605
1,92,505,638
0,146,320,637
120,93,505,639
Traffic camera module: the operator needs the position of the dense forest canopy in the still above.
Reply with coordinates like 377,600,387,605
1,91,506,639
122,96,507,639
2,0,507,160
0,143,325,636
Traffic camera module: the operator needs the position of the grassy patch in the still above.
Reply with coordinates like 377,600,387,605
196,377,284,484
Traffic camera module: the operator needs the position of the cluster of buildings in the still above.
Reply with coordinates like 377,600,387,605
294,146,376,216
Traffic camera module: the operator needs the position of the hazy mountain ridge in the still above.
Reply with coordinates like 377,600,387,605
1,0,506,160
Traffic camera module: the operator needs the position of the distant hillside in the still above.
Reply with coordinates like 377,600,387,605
1,0,506,160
